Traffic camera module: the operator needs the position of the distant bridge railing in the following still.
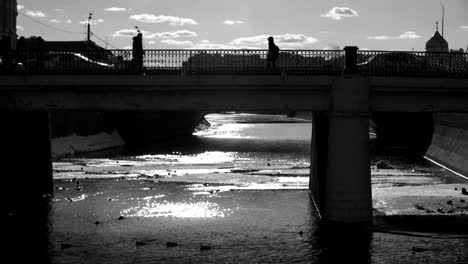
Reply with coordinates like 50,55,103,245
0,49,345,75
357,50,468,78
0,49,467,78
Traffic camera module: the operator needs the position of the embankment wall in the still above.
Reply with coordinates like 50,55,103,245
425,113,468,176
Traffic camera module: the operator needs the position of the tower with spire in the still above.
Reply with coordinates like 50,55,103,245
0,0,18,48
425,5,449,53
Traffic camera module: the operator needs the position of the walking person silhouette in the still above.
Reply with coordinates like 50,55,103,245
266,36,279,72
132,28,144,73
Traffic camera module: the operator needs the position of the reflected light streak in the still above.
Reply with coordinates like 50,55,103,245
122,200,228,218
194,123,255,138
137,151,237,164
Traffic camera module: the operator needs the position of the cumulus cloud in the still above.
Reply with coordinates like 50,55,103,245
130,14,198,26
80,19,104,25
368,31,420,40
224,20,244,25
17,25,24,31
460,26,468,31
112,29,152,37
189,42,240,49
49,19,61,23
321,7,358,20
26,11,46,17
17,5,24,10
104,7,128,12
161,39,194,46
367,35,391,40
64,19,72,24
147,30,197,39
230,33,318,48
112,29,197,39
397,31,420,39
186,39,262,49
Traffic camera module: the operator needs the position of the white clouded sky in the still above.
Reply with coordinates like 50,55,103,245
14,0,468,50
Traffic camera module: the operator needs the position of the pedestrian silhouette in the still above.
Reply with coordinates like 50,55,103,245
266,36,279,71
132,31,144,73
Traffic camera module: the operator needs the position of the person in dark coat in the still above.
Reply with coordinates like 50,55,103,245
266,36,279,71
132,32,144,72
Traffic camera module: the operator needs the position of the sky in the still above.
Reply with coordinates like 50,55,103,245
14,0,468,51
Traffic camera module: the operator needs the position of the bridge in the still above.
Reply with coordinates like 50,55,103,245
1,47,468,225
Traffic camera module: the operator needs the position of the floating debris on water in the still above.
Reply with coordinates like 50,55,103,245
166,242,178,247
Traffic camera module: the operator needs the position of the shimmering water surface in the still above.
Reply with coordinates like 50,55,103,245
42,114,468,263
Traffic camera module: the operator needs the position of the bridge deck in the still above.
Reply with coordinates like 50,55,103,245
1,74,468,112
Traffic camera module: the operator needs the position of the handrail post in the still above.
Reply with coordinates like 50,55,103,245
242,50,245,72
449,51,452,77
344,46,359,74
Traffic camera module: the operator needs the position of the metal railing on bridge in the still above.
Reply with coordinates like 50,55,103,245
0,49,467,78
357,50,468,78
0,49,345,75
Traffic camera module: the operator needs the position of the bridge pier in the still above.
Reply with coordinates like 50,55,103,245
310,73,373,224
309,112,329,215
0,111,53,216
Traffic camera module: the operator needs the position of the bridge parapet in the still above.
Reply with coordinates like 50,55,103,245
1,48,466,78
0,49,344,75
357,50,468,78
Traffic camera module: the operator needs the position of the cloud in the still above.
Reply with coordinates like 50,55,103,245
148,41,156,45
64,19,72,24
49,19,61,23
230,33,318,48
130,14,198,26
186,40,262,49
460,26,468,31
190,42,240,49
52,9,64,12
397,31,420,39
367,35,390,40
161,39,194,46
368,31,420,40
321,7,358,20
26,11,46,17
112,29,152,37
224,20,244,25
112,29,197,39
147,30,197,39
17,25,24,31
104,7,128,12
80,19,104,25
17,5,24,10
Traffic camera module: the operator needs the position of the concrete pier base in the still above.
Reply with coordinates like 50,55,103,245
324,114,372,223
309,112,329,215
310,73,373,224
0,111,53,216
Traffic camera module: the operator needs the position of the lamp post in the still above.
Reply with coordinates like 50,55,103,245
87,13,92,42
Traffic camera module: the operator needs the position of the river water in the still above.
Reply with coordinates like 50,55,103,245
41,114,468,263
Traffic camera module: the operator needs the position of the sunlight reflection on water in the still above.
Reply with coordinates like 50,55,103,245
136,151,237,164
122,200,228,218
